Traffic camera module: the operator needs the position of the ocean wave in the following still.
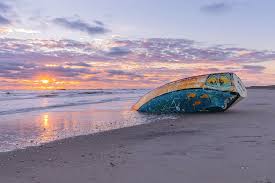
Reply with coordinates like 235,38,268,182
0,89,142,101
77,91,113,95
37,94,59,98
0,97,126,116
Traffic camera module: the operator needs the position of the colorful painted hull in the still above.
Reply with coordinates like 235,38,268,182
132,73,247,113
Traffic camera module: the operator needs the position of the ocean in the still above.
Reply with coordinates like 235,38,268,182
0,89,176,152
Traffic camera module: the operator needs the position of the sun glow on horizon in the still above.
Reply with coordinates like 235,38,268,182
13,74,81,90
41,79,50,84
35,75,55,89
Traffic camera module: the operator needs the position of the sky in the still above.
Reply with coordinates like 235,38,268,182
0,0,275,89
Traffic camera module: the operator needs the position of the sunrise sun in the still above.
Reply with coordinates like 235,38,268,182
41,79,50,84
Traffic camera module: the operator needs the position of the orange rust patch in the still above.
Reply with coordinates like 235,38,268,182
200,94,209,99
193,100,201,106
187,93,196,98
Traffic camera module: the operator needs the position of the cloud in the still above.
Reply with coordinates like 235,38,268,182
106,70,143,79
0,37,275,88
53,17,109,36
242,65,266,73
0,2,10,13
0,61,98,80
94,20,104,26
200,2,232,14
0,2,11,25
1,38,275,64
66,62,91,67
0,15,10,25
0,61,37,79
39,66,98,77
0,27,8,33
106,47,131,56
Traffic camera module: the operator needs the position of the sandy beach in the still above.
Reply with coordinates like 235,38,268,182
1,0,275,182
0,89,275,183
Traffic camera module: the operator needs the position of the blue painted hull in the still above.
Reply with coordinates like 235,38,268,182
138,89,239,113
133,73,247,113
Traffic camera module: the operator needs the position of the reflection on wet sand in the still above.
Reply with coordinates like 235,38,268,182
43,114,49,127
38,113,54,142
0,98,175,152
29,106,151,148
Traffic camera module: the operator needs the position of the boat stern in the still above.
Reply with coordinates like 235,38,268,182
232,73,247,98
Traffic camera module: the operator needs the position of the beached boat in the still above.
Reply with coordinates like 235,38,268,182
132,73,247,113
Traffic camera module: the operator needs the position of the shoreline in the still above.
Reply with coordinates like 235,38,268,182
0,115,168,154
0,89,275,183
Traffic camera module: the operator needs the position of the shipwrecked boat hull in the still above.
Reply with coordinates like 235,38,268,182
132,73,247,113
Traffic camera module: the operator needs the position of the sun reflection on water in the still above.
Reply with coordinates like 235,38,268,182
38,113,55,142
28,103,152,150
43,114,49,127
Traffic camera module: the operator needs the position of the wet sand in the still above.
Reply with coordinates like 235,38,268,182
0,89,275,183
